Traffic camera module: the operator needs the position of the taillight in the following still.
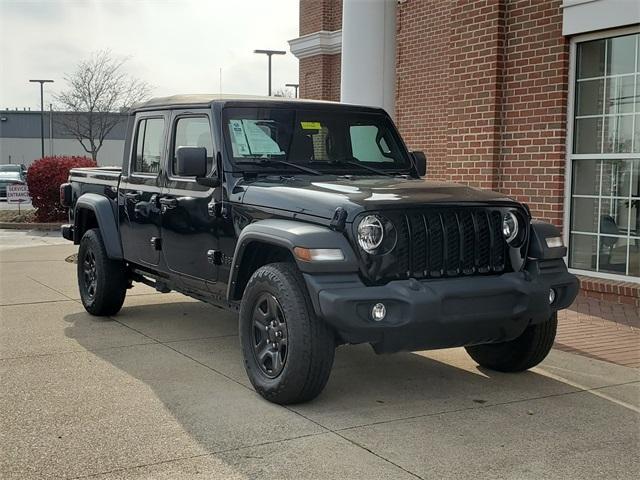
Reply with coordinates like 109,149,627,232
60,183,72,208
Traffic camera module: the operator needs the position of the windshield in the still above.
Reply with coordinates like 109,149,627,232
222,107,411,174
0,165,22,172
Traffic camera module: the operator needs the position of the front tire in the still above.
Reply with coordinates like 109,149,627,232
239,262,335,405
465,313,557,372
78,228,127,316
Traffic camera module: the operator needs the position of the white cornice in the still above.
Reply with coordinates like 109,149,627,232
288,30,342,59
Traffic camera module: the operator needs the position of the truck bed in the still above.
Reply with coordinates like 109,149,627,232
69,166,121,186
69,166,121,200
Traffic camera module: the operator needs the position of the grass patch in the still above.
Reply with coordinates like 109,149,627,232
0,209,37,223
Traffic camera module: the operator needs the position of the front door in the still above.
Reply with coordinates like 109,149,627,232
159,111,220,293
119,113,168,267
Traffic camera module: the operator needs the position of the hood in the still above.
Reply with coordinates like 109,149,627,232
0,173,23,181
240,175,517,220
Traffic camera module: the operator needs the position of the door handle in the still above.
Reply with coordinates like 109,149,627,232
124,192,141,201
159,197,178,209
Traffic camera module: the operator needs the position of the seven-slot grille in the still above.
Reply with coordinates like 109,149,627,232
395,208,508,279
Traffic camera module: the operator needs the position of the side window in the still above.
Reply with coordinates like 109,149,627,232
173,116,214,175
350,125,394,163
133,118,165,174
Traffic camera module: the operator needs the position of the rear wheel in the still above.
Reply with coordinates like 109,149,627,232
78,228,127,316
239,262,335,404
465,313,557,372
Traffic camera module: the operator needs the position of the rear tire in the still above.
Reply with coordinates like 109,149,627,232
78,228,127,316
239,262,335,405
465,313,557,372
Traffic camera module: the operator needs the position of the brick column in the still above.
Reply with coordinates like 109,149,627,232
289,0,342,101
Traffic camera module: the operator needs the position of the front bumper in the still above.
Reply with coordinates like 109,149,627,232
303,258,579,353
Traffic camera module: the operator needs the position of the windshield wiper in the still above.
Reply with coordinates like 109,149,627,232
235,159,322,176
312,158,395,177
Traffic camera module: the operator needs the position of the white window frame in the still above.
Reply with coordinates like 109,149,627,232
564,24,640,283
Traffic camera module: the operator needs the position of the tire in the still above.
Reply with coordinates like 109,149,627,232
465,313,557,372
239,262,335,405
77,228,127,316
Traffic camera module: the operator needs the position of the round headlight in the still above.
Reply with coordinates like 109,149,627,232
357,215,384,253
502,211,519,244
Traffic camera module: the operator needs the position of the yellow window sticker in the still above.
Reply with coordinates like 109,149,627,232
301,121,321,130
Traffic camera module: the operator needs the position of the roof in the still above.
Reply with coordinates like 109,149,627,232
131,94,382,112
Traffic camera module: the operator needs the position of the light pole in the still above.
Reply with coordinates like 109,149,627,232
285,83,299,98
253,49,286,96
29,79,54,158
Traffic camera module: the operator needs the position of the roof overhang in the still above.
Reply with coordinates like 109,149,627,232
562,0,640,36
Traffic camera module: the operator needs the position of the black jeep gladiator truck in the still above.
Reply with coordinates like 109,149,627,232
61,95,579,404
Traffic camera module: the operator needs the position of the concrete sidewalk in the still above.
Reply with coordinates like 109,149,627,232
1,241,639,479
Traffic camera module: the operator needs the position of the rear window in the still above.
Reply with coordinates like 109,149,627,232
133,118,165,174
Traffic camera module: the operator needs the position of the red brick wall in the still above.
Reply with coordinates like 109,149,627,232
396,0,453,183
395,0,568,226
447,0,505,190
497,0,569,225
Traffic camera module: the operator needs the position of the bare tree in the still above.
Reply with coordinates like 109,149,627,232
272,87,294,98
55,50,151,161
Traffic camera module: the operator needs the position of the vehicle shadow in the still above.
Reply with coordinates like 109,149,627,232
60,297,634,476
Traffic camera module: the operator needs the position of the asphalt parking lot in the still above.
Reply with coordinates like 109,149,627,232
1,236,639,479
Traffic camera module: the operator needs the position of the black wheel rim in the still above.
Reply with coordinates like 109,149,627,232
251,293,288,378
82,249,97,300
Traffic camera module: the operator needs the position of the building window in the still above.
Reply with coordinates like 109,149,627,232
569,32,639,279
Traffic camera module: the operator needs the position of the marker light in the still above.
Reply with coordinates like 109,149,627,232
546,236,564,248
293,247,344,262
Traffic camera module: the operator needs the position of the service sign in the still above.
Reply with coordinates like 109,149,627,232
6,184,30,203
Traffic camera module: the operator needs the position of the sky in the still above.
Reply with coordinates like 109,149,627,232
0,0,300,110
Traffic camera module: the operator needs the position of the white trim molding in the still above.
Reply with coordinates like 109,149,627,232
562,0,640,36
288,30,342,59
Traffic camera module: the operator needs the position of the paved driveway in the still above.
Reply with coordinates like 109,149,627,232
1,241,639,479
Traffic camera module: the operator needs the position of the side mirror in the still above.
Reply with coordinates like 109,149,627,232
411,151,427,177
195,151,222,188
176,146,208,177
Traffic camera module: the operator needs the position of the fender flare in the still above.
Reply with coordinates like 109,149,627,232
528,220,567,260
74,193,123,259
227,219,359,301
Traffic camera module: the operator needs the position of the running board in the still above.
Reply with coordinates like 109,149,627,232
130,270,172,293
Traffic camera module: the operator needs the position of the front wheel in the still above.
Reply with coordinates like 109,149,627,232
465,313,557,372
239,262,335,404
78,228,127,316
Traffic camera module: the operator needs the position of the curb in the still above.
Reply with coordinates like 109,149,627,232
0,222,62,231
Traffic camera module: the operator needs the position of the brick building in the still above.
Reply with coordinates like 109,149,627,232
290,0,640,303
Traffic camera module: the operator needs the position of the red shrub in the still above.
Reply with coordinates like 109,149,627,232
27,156,96,222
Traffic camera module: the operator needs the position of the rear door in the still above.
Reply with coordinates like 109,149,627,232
159,110,220,292
119,112,168,267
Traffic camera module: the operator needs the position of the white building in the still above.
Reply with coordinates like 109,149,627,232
0,110,127,167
